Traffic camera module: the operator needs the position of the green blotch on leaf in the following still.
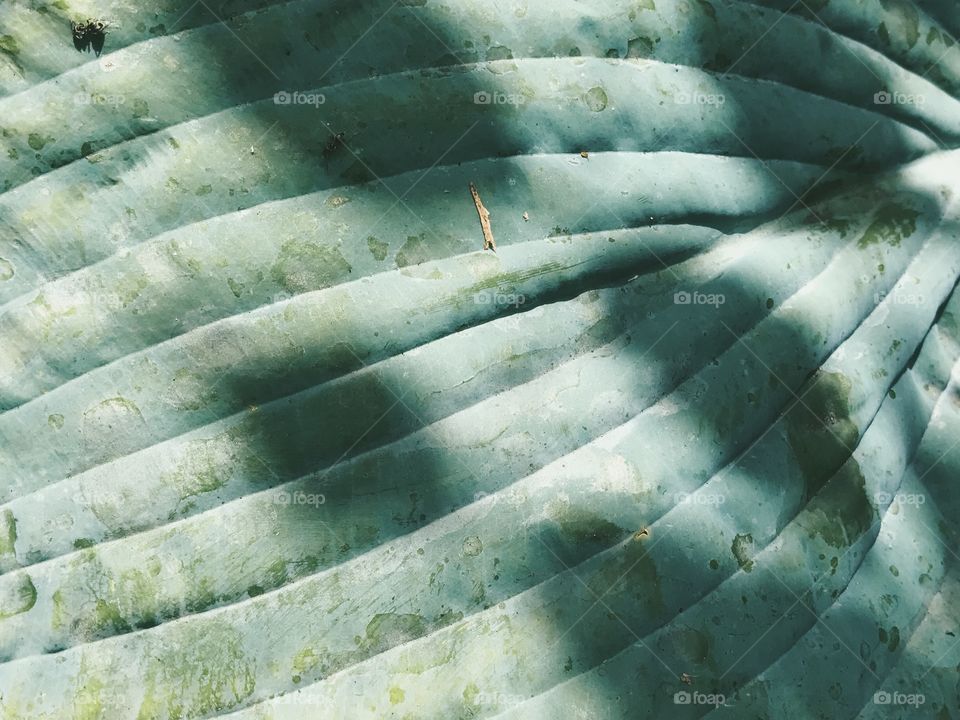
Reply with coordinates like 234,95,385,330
92,598,133,635
487,45,513,61
131,99,150,118
696,0,716,19
0,258,13,281
389,686,406,705
878,0,919,49
671,627,711,664
163,438,239,500
265,558,288,589
731,533,755,572
271,238,353,293
292,646,319,678
586,540,665,617
0,574,36,619
28,133,49,151
552,504,624,545
787,371,859,497
801,462,874,549
0,35,19,56
362,613,428,653
116,273,149,306
396,233,447,268
73,538,94,549
857,204,920,249
886,625,900,651
367,236,389,261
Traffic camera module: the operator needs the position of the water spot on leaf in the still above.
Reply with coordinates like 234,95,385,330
583,86,609,112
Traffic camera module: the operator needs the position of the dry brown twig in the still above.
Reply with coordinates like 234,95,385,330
469,182,496,252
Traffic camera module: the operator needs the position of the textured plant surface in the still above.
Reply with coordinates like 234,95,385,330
0,0,959,718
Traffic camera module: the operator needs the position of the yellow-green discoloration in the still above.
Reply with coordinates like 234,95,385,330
292,646,320,682
74,657,110,720
0,510,17,559
0,574,36,619
136,621,256,719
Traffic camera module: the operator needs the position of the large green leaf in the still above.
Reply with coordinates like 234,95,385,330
0,0,959,717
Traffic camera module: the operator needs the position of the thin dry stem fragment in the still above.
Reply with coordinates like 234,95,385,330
470,182,496,252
